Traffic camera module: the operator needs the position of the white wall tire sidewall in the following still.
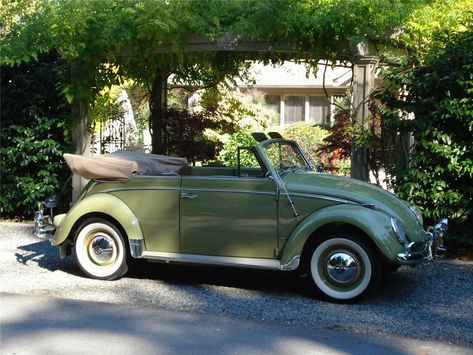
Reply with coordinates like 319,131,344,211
310,238,372,301
75,222,125,279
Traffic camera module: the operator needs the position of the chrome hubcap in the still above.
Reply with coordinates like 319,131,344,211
326,251,359,285
87,233,116,266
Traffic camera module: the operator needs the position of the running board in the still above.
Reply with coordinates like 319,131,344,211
129,239,300,271
142,251,281,270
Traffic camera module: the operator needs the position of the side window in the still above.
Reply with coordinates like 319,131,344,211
238,148,265,177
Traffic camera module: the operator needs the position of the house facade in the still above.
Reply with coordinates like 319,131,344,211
236,61,351,126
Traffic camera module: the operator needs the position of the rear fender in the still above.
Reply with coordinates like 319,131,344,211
52,193,143,246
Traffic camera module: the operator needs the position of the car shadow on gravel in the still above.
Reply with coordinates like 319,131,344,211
14,238,314,298
126,261,458,307
15,236,420,304
15,239,78,274
14,236,460,307
127,258,437,302
129,261,313,296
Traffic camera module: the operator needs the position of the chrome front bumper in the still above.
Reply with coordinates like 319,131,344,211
397,218,448,265
32,202,56,239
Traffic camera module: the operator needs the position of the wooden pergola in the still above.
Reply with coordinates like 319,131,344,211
151,34,378,181
73,35,378,198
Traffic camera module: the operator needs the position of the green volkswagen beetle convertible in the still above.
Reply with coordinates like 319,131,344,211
34,132,447,301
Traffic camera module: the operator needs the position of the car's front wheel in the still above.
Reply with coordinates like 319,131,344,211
74,218,128,280
308,234,380,302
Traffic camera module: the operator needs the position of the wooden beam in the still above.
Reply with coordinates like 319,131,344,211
154,36,297,53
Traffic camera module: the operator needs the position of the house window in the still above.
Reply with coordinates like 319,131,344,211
263,94,340,126
264,95,280,114
309,96,331,125
284,96,305,124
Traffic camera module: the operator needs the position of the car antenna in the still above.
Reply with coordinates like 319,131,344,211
282,182,300,221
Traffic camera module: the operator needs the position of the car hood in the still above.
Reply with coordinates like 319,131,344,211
283,171,424,242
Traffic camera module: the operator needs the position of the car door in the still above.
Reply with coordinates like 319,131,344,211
180,175,278,258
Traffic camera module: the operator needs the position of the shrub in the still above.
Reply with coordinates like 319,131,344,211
164,108,235,164
217,131,259,166
378,30,473,246
282,122,331,170
218,123,332,170
0,54,72,219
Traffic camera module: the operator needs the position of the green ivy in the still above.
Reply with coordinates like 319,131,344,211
0,54,72,219
379,30,473,246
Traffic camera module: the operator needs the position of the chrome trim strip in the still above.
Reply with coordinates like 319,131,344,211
181,188,276,196
141,251,281,270
183,175,264,180
290,192,352,204
279,255,300,271
104,187,274,196
103,187,181,193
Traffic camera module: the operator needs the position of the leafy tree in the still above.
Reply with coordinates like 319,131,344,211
1,0,136,156
1,0,427,155
199,85,275,140
165,108,232,164
0,53,72,218
159,85,275,163
378,30,473,245
394,0,473,64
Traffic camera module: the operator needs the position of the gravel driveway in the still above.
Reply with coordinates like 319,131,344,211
1,222,472,347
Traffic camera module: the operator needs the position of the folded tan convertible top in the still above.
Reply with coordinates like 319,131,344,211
63,151,188,181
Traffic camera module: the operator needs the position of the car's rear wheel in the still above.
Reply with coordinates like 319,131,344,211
308,234,380,302
74,218,128,280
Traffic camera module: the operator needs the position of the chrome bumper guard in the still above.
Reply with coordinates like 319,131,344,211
397,218,448,265
32,200,56,239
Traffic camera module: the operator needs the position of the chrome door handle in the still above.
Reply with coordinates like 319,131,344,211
181,192,198,199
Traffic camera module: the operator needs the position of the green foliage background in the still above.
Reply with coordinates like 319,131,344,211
0,54,72,218
1,0,472,250
378,30,473,245
218,123,331,169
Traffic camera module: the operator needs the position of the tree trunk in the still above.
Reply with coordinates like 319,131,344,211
149,70,169,154
71,98,89,155
70,63,91,201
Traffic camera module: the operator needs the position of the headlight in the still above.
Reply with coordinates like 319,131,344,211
390,217,407,245
409,205,424,227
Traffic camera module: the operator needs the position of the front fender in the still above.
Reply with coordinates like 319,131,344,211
280,204,404,265
51,193,144,246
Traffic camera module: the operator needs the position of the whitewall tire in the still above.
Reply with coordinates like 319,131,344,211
309,235,379,302
74,219,128,280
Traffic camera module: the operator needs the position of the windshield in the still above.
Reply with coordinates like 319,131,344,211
262,141,311,176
